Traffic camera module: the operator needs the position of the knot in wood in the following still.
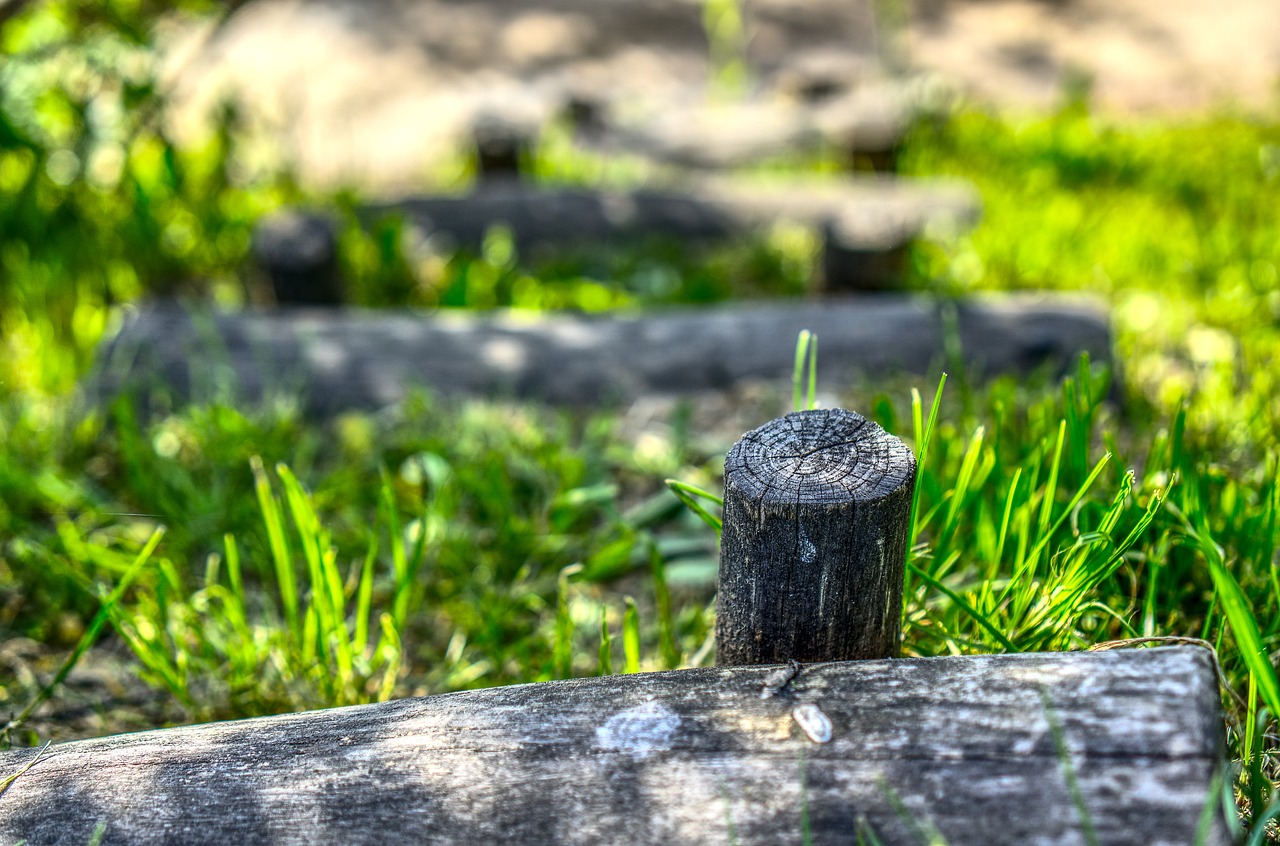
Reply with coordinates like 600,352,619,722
725,409,914,507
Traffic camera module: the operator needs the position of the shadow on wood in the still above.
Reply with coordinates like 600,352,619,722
88,295,1111,416
0,648,1228,845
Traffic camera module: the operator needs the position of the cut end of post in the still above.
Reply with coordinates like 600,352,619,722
725,408,916,506
717,408,917,666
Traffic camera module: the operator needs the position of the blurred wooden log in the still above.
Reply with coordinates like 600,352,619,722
361,175,979,292
0,648,1229,845
254,175,972,300
90,295,1110,415
574,82,924,172
257,176,976,299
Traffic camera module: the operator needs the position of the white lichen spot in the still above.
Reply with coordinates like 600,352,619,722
799,526,817,565
1011,727,1047,755
596,700,681,759
792,703,833,744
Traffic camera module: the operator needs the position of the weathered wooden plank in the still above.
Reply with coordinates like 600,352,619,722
0,648,1228,845
90,295,1110,415
366,175,979,258
250,176,976,297
571,82,921,171
718,409,917,664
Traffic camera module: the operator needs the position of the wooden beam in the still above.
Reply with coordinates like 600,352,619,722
260,177,976,299
367,175,979,257
573,84,918,171
0,648,1229,845
91,295,1110,415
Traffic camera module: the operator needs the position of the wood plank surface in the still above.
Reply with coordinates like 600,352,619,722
572,83,920,169
91,295,1110,415
0,647,1228,845
368,175,979,254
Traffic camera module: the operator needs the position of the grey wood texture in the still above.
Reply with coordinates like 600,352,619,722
91,295,1110,415
252,211,344,305
718,409,916,665
367,175,979,255
0,648,1228,845
572,82,919,169
260,176,973,300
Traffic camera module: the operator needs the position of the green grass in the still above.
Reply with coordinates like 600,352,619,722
0,2,1278,840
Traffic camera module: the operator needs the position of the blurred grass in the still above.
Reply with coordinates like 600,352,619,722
0,0,1277,840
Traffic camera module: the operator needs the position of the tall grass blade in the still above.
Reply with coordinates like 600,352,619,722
1038,420,1067,539
1246,798,1280,846
2,527,165,742
807,333,818,410
906,562,1017,652
1203,539,1280,719
251,456,299,638
354,533,378,655
598,607,612,676
650,541,679,669
665,479,723,534
623,596,641,673
793,329,812,412
939,425,985,546
0,742,50,797
908,374,947,545
554,564,584,679
1042,689,1101,846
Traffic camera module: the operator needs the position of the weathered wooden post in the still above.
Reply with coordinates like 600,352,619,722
717,408,916,665
252,211,343,306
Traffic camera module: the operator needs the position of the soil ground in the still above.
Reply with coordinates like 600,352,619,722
162,0,1280,190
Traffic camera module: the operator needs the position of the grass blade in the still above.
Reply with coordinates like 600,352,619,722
907,562,1018,652
793,329,812,412
1,527,165,743
806,332,818,410
598,607,612,676
554,563,584,679
1203,540,1280,719
0,741,51,797
251,456,299,638
909,373,947,545
665,479,723,534
623,596,641,673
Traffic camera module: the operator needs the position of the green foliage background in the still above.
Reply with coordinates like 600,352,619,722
0,1,1278,840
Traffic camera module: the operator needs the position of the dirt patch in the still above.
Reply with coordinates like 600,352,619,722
908,0,1280,112
0,639,186,745
164,0,1280,190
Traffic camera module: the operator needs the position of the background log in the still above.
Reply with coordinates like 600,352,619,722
362,176,978,291
369,176,978,252
0,648,1228,846
572,84,919,172
257,175,976,301
90,295,1111,416
717,409,916,665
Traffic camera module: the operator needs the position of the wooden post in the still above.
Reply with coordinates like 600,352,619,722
717,408,916,665
472,116,529,181
252,212,343,306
